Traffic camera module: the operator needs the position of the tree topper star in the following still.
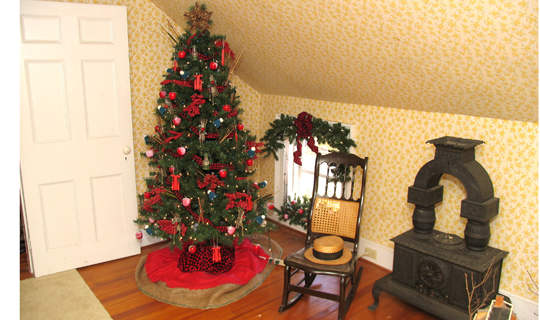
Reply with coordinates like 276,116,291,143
184,2,213,32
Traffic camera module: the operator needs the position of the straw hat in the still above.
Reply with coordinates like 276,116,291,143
304,235,352,265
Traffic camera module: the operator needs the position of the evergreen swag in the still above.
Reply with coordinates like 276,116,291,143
261,113,356,164
135,3,271,255
270,196,311,230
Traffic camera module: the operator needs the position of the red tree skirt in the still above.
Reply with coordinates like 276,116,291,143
145,239,269,289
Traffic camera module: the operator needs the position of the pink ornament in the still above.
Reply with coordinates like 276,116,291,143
148,218,155,223
227,226,236,235
159,91,167,98
173,116,182,125
298,209,304,214
284,214,289,220
136,231,143,240
291,201,296,205
177,146,186,156
182,197,191,207
145,150,154,158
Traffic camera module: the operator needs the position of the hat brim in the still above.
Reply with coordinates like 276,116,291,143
304,247,353,265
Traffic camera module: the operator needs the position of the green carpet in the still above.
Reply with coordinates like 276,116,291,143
20,269,111,320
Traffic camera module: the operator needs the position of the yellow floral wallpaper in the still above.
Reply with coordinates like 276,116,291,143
151,0,537,122
257,94,538,301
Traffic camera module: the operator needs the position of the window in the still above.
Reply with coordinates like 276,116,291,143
272,115,353,209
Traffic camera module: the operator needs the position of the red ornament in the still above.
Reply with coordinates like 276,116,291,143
169,166,175,173
178,50,187,59
136,231,143,240
223,104,232,112
144,192,152,199
188,245,197,254
246,159,254,166
168,92,177,100
177,146,186,156
237,123,244,131
298,209,304,214
219,169,227,178
268,204,275,210
209,61,218,70
159,91,167,98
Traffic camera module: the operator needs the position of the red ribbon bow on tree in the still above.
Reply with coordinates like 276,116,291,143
293,112,318,166
225,192,253,211
197,174,224,191
185,94,205,117
157,220,178,234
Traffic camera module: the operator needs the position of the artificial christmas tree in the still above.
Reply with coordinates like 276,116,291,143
135,3,271,274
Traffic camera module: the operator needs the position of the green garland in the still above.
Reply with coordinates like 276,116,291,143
261,113,356,160
270,196,311,229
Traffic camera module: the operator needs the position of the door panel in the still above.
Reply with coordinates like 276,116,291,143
20,0,140,277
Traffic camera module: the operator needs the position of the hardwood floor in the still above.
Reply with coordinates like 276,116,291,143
20,224,436,320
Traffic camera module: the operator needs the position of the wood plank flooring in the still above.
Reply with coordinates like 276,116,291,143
20,224,436,319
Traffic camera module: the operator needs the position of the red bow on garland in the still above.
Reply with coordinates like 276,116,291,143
293,112,318,166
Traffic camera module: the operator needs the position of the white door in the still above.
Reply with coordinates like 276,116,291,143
20,0,140,277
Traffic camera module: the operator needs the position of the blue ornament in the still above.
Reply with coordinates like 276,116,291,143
208,191,217,201
258,181,267,188
255,216,264,224
213,119,221,128
144,135,150,144
166,68,173,73
247,150,256,158
146,228,154,236
157,106,166,115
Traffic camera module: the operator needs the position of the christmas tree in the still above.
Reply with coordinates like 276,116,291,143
135,3,271,273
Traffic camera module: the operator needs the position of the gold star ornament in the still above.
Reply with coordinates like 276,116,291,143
184,2,213,32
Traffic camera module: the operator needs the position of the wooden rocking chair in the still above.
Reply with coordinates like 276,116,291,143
278,151,368,320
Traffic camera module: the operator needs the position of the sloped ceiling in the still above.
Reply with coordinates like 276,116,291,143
151,0,538,122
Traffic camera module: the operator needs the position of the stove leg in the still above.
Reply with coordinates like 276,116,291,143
368,283,381,310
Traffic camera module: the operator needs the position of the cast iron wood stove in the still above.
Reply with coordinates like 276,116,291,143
368,136,507,320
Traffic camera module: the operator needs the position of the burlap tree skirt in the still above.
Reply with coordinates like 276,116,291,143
135,235,282,309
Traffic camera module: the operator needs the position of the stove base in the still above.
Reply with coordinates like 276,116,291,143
368,274,469,320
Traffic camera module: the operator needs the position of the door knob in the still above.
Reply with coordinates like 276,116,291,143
123,146,131,155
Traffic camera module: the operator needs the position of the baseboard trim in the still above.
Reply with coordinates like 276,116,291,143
139,233,165,247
